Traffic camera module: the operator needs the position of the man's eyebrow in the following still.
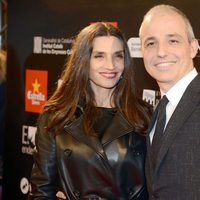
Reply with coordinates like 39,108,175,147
143,33,183,42
167,33,183,38
145,36,155,41
143,36,156,43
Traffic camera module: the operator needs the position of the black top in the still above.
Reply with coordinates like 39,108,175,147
94,107,117,139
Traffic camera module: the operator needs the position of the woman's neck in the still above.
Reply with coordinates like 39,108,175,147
93,88,115,108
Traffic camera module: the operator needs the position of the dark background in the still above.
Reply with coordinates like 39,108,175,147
4,0,200,199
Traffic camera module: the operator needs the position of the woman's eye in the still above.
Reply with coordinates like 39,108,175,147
114,51,124,59
116,54,124,59
94,54,103,58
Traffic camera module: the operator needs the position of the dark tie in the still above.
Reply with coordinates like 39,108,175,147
151,95,169,169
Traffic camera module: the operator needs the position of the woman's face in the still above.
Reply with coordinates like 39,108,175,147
89,36,125,93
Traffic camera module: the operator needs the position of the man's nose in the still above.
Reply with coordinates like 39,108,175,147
157,43,168,57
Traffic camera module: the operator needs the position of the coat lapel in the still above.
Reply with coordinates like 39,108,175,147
101,111,133,145
153,74,200,175
64,111,133,161
64,115,106,159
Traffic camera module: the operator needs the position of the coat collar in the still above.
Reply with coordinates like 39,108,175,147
64,111,134,160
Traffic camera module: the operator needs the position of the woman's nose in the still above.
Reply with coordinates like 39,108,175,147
105,57,115,70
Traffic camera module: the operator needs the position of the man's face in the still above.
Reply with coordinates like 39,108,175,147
140,12,198,92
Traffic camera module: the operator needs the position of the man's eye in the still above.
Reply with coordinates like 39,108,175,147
146,42,155,47
169,39,179,44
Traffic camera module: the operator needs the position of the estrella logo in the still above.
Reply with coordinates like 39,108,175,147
25,69,48,113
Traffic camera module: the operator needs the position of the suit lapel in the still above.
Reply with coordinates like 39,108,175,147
153,74,200,175
146,133,154,185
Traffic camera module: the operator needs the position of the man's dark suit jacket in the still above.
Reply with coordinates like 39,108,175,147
146,73,200,200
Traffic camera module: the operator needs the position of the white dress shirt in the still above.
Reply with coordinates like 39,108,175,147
150,68,198,143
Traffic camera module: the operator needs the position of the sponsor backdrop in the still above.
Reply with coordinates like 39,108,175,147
4,0,200,199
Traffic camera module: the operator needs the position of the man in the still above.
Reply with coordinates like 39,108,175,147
139,4,200,200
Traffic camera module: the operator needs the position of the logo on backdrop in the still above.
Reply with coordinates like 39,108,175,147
21,125,37,155
127,37,142,58
25,69,48,113
142,89,161,108
33,36,74,55
90,21,118,27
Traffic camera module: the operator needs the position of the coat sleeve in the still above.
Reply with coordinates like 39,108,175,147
28,113,58,200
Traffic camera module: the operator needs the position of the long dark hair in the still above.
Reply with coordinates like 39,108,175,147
43,22,151,134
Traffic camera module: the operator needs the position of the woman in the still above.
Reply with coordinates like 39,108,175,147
28,22,151,200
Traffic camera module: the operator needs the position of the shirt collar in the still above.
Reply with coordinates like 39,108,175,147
161,68,198,106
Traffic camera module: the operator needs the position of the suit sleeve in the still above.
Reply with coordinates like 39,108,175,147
28,113,58,200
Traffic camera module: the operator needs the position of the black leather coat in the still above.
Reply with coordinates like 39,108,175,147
29,109,148,200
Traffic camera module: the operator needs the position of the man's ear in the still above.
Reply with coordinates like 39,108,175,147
190,38,199,58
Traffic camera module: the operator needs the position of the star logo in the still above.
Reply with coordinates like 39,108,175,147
25,69,48,113
32,78,40,93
